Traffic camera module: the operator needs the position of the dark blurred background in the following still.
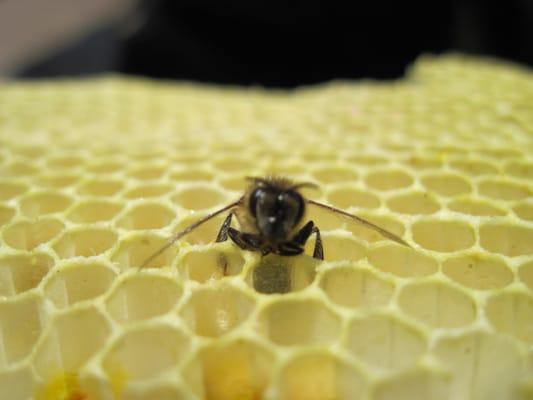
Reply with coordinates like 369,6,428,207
1,0,532,87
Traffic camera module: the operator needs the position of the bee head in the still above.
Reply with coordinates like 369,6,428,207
249,185,305,242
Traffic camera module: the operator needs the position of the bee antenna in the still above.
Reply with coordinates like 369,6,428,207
138,197,244,270
307,199,410,247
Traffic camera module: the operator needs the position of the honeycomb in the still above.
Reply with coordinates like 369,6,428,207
0,54,532,400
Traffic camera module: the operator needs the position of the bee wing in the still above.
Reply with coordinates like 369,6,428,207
139,197,244,270
307,199,410,247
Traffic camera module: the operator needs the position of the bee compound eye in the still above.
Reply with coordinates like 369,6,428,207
249,188,263,218
276,190,305,227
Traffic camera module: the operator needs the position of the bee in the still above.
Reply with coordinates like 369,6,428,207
140,176,409,269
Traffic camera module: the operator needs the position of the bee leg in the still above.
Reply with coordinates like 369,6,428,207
261,246,272,256
291,221,324,260
227,227,263,252
292,221,315,245
215,212,234,275
311,227,323,260
215,212,234,242
277,242,304,256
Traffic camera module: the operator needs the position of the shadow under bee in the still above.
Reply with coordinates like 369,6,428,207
246,254,319,294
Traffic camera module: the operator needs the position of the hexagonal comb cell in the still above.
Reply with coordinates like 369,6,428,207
311,165,358,184
102,324,189,382
248,255,318,294
0,205,15,225
3,217,65,250
46,155,85,169
319,264,394,308
0,252,54,297
127,164,167,180
12,148,42,162
326,186,380,209
448,159,498,176
116,203,176,230
86,160,123,174
386,191,441,215
365,169,414,191
12,144,45,159
19,191,73,217
43,261,116,308
513,202,533,222
402,155,442,170
218,175,246,191
485,291,533,344
180,284,255,338
397,281,476,329
111,235,178,270
171,168,213,182
115,386,188,400
0,366,35,400
479,222,533,257
412,219,475,252
52,227,118,258
173,152,207,165
278,352,367,400
185,339,275,400
33,306,111,380
181,246,245,283
345,313,427,371
213,157,254,173
35,172,79,189
442,253,513,290
307,233,366,262
267,162,308,179
478,179,530,201
172,186,227,211
420,173,472,197
67,199,123,223
482,148,524,160
347,154,388,166
123,183,174,199
0,294,45,367
368,244,438,278
2,161,37,177
35,366,88,400
77,178,124,197
504,161,533,180
373,368,450,400
0,180,28,200
519,260,533,290
447,197,507,217
106,274,182,324
347,214,406,245
434,331,525,400
258,298,341,346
